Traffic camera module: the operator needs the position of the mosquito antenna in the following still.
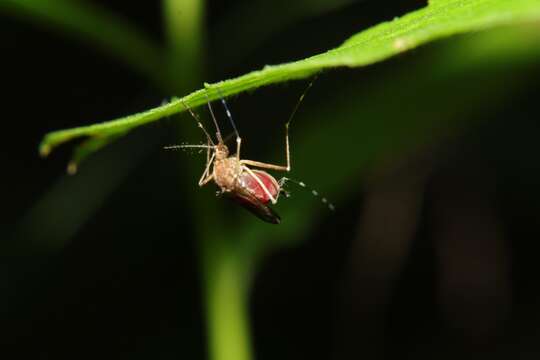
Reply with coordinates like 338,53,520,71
164,144,214,150
279,177,335,211
204,92,224,143
286,74,319,127
180,99,215,146
216,88,240,140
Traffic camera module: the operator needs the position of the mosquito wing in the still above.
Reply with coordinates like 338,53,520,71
227,187,281,224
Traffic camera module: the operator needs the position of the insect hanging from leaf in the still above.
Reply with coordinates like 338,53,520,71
165,78,333,224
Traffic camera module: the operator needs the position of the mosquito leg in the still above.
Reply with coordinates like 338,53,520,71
204,92,224,143
242,166,277,204
216,90,243,160
198,148,216,186
237,119,290,172
277,177,290,198
199,174,214,187
267,76,317,172
236,136,242,162
278,177,288,187
240,159,289,172
278,176,335,211
180,99,215,145
221,97,242,161
276,176,290,197
163,144,214,150
205,139,210,164
285,121,290,171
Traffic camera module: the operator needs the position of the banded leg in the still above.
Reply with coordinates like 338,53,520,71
217,91,242,161
204,92,224,143
278,177,335,211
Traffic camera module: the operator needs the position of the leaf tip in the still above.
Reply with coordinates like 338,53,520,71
39,144,51,158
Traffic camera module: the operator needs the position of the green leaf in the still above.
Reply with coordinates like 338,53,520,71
40,0,540,159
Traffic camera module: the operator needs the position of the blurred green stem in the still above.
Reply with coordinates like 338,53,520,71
163,1,252,359
163,0,205,92
202,239,252,360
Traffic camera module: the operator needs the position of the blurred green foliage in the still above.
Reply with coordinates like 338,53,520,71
0,0,167,85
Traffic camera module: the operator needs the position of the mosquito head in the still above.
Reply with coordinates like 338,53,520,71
215,143,229,160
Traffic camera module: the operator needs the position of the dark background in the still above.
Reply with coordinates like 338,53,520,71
2,1,540,359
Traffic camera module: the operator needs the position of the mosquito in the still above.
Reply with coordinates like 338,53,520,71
165,79,328,224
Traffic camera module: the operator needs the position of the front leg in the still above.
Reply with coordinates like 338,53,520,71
199,174,214,187
198,150,216,186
